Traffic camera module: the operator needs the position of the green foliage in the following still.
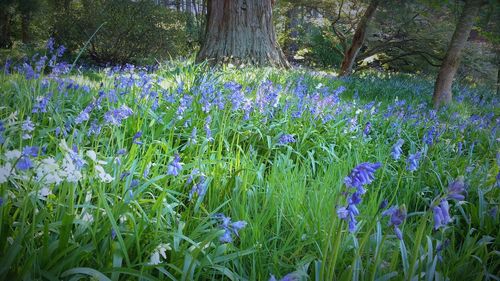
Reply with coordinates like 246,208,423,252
53,0,188,64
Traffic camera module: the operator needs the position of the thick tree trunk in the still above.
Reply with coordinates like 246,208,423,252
432,0,482,108
338,0,380,76
196,0,289,68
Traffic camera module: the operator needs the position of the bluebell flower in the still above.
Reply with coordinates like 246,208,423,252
344,162,382,194
488,206,497,218
363,122,371,136
22,146,39,157
32,94,51,113
391,139,404,160
379,199,388,210
189,175,207,200
269,272,301,281
214,214,247,243
167,154,182,176
422,126,438,146
46,37,55,52
278,134,296,145
433,199,451,230
22,117,35,132
16,156,33,171
188,127,197,145
407,151,421,172
120,171,131,181
87,120,102,137
104,105,133,125
117,149,127,155
447,178,466,201
338,162,381,232
382,205,407,240
204,116,213,141
133,131,143,145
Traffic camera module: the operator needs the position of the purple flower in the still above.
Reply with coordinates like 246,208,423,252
22,117,35,132
382,205,407,240
104,105,133,125
269,273,301,281
16,156,33,171
22,146,39,157
214,213,247,243
32,94,51,113
46,37,55,52
391,139,404,160
133,131,143,145
278,134,296,145
189,175,207,200
167,154,182,176
87,120,102,137
433,199,451,230
344,162,381,193
204,116,213,141
117,148,127,155
447,178,466,201
407,151,421,172
379,199,388,210
363,122,371,136
338,162,381,233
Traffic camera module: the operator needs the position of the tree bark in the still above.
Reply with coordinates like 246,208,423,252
338,0,380,76
0,8,12,48
432,0,482,108
21,14,30,44
196,0,289,68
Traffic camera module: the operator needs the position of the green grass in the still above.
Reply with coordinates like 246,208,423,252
0,59,498,281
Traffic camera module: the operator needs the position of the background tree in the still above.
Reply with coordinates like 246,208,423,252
432,0,483,108
338,0,380,76
0,0,15,48
196,0,289,67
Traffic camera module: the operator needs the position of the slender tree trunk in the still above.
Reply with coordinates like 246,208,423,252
339,0,380,76
432,0,482,108
0,8,12,49
196,0,289,68
21,14,30,44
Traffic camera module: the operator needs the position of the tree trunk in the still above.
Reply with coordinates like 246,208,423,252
0,8,12,49
432,0,482,108
338,0,380,76
21,14,30,44
196,0,289,68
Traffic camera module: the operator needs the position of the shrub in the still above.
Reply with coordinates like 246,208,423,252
54,0,188,64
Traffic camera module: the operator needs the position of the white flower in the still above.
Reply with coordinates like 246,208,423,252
62,154,82,183
149,243,171,265
95,165,114,183
5,150,21,161
82,212,94,223
149,251,161,266
86,150,97,162
85,191,92,203
7,111,18,125
0,163,13,183
86,150,106,165
38,187,52,198
36,158,64,185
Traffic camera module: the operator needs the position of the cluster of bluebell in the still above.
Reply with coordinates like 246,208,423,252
337,162,382,232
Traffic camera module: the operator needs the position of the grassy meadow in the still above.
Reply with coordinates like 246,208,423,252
0,48,499,280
